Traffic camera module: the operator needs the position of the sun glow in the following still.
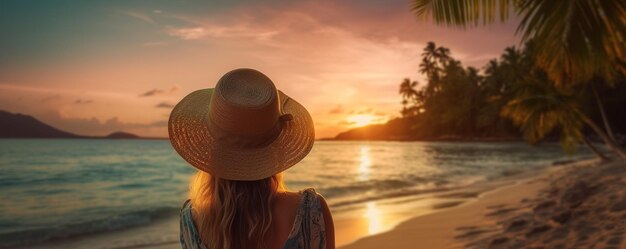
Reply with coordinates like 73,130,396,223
347,114,377,127
365,202,381,235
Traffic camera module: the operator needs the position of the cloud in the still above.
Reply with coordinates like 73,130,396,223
138,86,178,97
336,120,353,126
350,108,374,114
166,26,207,40
122,10,156,25
74,99,94,104
328,106,343,114
163,17,280,42
139,88,164,97
41,94,61,102
155,101,175,108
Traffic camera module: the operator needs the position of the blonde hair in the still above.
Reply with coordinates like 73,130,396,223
189,171,286,249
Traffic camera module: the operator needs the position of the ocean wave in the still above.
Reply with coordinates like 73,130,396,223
319,179,417,199
0,206,179,248
316,175,460,209
327,185,457,208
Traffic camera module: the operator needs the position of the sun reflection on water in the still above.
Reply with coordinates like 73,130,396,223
358,146,371,181
364,202,381,235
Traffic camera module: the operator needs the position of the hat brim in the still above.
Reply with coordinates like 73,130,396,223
168,89,315,181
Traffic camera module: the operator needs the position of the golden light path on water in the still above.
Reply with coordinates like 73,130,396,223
358,145,371,181
357,145,382,235
365,202,382,235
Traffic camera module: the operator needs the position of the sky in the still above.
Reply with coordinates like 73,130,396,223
0,0,521,138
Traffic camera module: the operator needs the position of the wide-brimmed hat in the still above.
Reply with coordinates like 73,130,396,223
168,68,315,181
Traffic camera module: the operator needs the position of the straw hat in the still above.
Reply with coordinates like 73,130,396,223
168,68,315,181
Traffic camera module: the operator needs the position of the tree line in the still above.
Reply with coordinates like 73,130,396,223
406,1,625,160
399,41,626,160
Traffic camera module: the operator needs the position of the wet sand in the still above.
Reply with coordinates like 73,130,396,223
341,159,626,249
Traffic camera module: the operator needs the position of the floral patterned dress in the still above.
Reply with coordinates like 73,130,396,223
180,188,326,249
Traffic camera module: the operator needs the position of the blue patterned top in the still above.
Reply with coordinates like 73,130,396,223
180,188,326,249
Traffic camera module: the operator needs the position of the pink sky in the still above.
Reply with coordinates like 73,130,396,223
0,1,520,138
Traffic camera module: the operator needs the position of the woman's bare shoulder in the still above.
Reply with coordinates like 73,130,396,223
273,191,303,207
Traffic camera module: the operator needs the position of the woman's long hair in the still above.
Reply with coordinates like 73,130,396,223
189,171,286,249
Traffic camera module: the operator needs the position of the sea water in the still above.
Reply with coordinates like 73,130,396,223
0,139,594,247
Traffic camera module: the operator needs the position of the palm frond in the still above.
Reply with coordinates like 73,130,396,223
411,0,515,27
500,82,585,151
517,0,626,84
412,0,626,85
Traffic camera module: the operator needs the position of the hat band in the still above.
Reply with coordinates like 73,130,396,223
207,113,293,149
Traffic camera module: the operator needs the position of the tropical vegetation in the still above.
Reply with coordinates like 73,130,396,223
406,0,626,160
395,42,626,160
410,0,626,85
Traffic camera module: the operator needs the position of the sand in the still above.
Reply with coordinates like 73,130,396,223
341,159,626,249
25,159,626,249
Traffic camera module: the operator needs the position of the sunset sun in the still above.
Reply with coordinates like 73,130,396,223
347,114,377,127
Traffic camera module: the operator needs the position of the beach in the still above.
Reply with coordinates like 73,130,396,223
19,158,552,249
0,140,604,249
14,151,622,249
24,158,626,249
342,159,626,249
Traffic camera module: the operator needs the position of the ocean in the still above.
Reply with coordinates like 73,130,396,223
0,139,594,248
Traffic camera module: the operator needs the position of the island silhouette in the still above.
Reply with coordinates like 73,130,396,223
0,110,148,139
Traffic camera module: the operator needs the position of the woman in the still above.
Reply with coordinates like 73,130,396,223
169,68,335,249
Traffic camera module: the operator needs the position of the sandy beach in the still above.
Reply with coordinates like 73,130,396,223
21,158,626,249
342,159,626,249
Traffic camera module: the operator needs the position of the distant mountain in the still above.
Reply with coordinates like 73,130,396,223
0,110,82,138
105,131,140,139
0,110,145,139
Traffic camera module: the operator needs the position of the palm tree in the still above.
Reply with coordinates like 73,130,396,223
484,59,499,77
399,78,419,100
420,42,452,96
399,78,420,117
590,81,618,142
419,56,439,81
421,42,451,69
419,42,441,81
501,47,523,73
410,0,626,85
501,81,625,160
412,0,625,157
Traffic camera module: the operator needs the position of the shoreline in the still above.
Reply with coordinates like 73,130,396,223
333,158,595,247
18,158,593,249
338,163,569,248
340,158,626,249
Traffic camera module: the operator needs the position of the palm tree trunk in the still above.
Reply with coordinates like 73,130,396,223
582,135,609,161
591,81,617,143
583,116,626,161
